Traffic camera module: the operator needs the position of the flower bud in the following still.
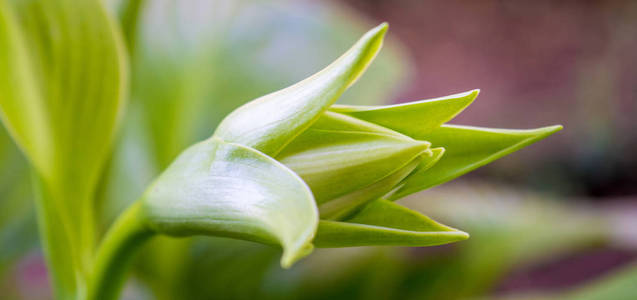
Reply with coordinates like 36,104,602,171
139,22,561,269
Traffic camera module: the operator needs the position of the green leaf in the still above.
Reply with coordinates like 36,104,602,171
314,199,468,248
330,89,479,138
213,23,388,156
390,124,563,200
0,0,127,183
142,138,318,268
277,111,430,204
0,0,126,297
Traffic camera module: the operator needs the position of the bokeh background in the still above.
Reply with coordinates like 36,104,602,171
1,0,636,299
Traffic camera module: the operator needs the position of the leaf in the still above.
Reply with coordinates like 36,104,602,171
390,124,563,200
213,23,388,156
0,0,126,297
277,111,430,204
330,89,479,138
314,199,468,248
1,0,127,183
142,138,318,268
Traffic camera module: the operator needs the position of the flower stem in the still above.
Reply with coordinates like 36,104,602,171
88,200,154,300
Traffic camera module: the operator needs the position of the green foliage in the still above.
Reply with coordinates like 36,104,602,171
140,22,560,273
0,0,126,298
0,1,562,298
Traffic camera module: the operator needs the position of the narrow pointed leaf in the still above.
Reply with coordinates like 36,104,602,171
330,89,479,138
142,138,318,268
214,23,388,156
277,111,430,204
390,124,563,199
314,199,468,248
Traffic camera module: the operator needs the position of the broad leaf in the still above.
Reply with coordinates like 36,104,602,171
0,0,126,297
142,138,318,268
277,111,430,204
1,0,127,183
314,199,468,247
330,89,479,137
390,124,563,199
214,23,388,156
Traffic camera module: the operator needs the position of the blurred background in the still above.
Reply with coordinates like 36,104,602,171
1,0,636,299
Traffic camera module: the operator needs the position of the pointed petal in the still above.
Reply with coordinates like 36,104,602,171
330,89,479,138
214,23,388,156
388,147,445,200
318,155,421,220
391,124,563,199
314,199,468,248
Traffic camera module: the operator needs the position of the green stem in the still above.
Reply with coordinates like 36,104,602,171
87,201,154,300
32,173,84,300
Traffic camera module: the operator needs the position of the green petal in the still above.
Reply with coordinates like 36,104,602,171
277,111,430,204
330,89,479,138
390,124,563,199
318,155,422,220
314,199,468,248
214,23,388,156
389,147,445,200
142,138,318,268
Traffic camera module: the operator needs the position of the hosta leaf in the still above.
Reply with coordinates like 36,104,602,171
390,124,563,199
277,111,430,204
330,89,479,137
214,23,387,156
314,199,468,248
142,138,318,268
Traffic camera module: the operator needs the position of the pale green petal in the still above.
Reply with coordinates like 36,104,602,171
318,155,421,220
143,138,318,268
390,124,563,199
278,111,430,204
330,89,479,138
389,147,445,200
214,23,388,156
314,199,468,247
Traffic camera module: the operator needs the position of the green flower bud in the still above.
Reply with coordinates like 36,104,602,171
141,22,561,267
